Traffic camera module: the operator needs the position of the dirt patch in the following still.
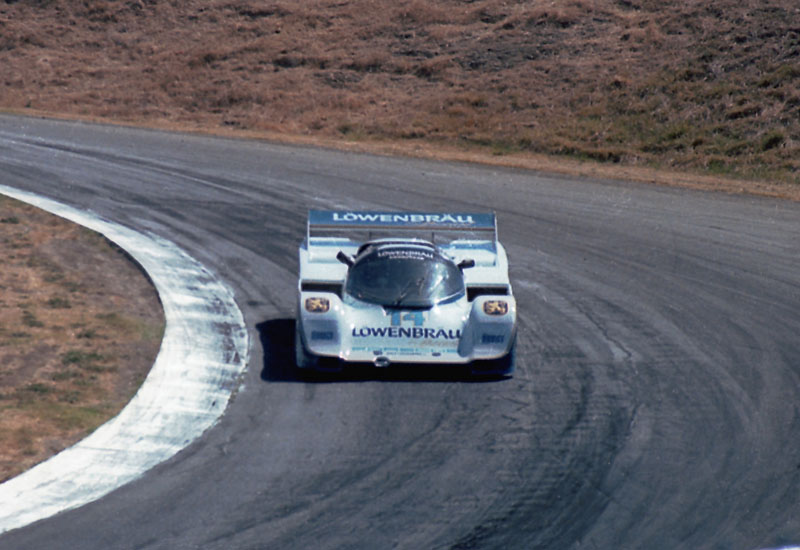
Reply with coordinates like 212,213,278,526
0,195,164,482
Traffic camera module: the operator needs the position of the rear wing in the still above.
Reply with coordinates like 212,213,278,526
307,210,497,255
300,210,508,289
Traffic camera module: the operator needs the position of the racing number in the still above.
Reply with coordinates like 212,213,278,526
391,311,425,327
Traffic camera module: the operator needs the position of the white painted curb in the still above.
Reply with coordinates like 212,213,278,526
0,185,249,533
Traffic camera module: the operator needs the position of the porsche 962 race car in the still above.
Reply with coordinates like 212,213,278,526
296,210,517,375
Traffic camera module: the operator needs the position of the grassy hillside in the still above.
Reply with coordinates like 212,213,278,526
1,0,798,189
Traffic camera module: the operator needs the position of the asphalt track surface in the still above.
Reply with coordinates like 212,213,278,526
1,114,799,550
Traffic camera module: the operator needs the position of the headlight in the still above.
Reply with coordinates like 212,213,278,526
483,300,508,316
305,297,330,313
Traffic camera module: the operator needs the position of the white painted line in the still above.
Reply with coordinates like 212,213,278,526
0,185,250,534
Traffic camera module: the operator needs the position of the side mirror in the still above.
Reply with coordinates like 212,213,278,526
336,251,355,268
457,259,476,271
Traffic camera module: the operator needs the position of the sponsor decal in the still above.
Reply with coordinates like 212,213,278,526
483,300,509,316
353,309,460,340
391,310,425,327
352,326,462,340
332,212,476,225
377,249,435,261
305,297,330,313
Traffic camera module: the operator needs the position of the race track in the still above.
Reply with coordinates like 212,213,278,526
1,114,799,549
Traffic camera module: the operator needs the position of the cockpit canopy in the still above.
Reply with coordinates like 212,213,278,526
344,242,465,308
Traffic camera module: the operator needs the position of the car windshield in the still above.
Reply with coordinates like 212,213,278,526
345,246,465,308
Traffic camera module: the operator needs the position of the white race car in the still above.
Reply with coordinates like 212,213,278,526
296,210,517,376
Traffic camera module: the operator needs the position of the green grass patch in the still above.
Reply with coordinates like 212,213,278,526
3,426,36,456
760,130,785,151
60,349,114,374
46,296,72,309
21,310,44,328
13,399,110,432
61,349,106,369
758,64,800,88
76,328,98,339
51,369,83,382
95,312,164,342
50,403,110,431
24,382,53,394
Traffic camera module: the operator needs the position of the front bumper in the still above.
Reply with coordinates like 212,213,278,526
298,293,516,367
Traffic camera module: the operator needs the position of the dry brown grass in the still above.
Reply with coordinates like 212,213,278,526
0,196,163,482
0,0,799,191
